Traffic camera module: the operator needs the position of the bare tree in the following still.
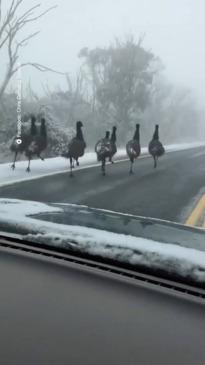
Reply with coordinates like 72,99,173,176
0,0,65,100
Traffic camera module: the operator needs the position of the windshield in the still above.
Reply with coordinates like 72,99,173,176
1,0,205,286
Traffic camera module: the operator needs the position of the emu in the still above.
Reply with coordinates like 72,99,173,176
109,126,117,163
149,124,165,168
63,121,86,177
126,124,141,174
95,131,112,176
25,117,47,172
10,115,37,171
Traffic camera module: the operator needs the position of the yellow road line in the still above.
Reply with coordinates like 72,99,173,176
186,195,205,227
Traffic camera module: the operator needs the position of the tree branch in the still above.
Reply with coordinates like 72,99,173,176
0,0,23,41
12,62,66,76
19,5,57,25
13,30,40,58
0,1,61,100
0,0,2,23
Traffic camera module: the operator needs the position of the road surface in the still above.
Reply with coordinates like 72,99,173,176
1,146,205,223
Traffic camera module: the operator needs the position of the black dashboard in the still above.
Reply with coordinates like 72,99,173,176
0,237,204,365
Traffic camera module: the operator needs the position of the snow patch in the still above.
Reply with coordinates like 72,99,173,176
1,142,205,187
0,198,205,283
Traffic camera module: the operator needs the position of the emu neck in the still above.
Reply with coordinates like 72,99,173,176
76,126,84,140
111,130,116,143
31,122,37,136
40,124,47,138
133,128,140,141
153,128,159,140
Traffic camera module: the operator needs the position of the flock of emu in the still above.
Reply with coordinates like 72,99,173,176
94,123,165,176
10,115,47,172
10,116,165,176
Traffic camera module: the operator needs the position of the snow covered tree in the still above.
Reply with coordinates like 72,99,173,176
79,36,160,136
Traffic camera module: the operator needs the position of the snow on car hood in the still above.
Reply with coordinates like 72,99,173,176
0,198,205,283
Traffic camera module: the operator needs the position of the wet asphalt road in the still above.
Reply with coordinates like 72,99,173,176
1,146,205,223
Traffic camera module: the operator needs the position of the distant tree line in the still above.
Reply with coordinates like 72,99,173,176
0,24,202,161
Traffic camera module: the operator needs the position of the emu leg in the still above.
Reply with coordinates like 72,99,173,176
129,156,134,174
11,152,18,170
109,155,114,164
129,161,134,174
26,158,31,172
154,156,157,168
70,157,74,177
101,158,106,176
76,159,79,167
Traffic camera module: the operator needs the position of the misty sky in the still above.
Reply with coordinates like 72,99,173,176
4,0,205,104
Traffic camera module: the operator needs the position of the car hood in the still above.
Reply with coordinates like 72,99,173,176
0,198,205,286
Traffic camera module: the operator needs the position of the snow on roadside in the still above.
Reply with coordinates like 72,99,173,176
0,198,61,217
0,142,205,188
0,198,205,283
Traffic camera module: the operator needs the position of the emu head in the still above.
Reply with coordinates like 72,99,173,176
41,118,46,126
77,121,83,128
31,115,36,124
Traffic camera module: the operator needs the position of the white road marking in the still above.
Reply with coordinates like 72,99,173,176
192,151,205,158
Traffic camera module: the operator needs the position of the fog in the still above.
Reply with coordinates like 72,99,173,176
1,0,205,162
10,0,205,105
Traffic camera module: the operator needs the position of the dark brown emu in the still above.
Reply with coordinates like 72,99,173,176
109,126,117,163
10,115,37,171
95,131,112,176
25,117,47,172
126,124,141,174
148,124,165,168
63,121,86,177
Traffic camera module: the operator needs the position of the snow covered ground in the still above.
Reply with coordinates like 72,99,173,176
0,198,205,283
0,142,205,188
